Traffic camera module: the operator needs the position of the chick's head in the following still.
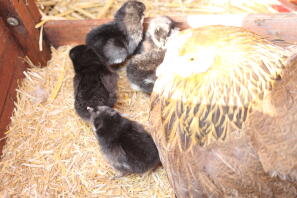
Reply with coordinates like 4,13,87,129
115,1,145,23
69,45,102,73
147,16,176,49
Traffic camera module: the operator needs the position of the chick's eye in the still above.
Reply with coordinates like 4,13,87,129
189,57,195,61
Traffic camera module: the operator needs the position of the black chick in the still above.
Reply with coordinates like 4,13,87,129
126,16,177,94
86,1,145,66
69,45,118,121
87,105,160,177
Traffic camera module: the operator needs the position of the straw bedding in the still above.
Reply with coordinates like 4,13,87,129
35,0,279,24
0,46,174,197
0,0,282,197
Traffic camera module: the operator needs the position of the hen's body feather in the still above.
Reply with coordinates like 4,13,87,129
153,26,294,148
150,25,297,197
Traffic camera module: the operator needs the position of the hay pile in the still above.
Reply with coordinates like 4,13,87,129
35,0,279,24
0,46,174,197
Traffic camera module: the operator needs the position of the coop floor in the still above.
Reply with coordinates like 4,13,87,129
0,46,174,197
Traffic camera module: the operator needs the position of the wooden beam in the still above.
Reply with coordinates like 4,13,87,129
0,18,27,156
277,0,297,11
0,29,19,113
44,13,297,47
185,13,297,43
0,0,51,66
44,19,111,47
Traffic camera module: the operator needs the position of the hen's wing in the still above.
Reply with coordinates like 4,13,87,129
245,58,297,181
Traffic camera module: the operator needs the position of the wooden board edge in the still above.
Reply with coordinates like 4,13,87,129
44,13,297,48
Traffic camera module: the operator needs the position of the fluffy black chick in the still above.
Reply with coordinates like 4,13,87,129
88,105,160,177
126,16,177,94
86,1,145,66
69,45,118,121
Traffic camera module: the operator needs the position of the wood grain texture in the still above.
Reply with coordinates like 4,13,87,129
0,0,51,66
44,13,297,47
0,17,10,58
0,18,27,156
25,0,43,23
242,13,297,43
277,0,297,11
44,19,111,47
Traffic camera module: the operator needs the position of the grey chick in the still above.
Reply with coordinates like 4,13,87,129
86,1,145,66
69,45,118,121
126,16,177,94
88,106,161,177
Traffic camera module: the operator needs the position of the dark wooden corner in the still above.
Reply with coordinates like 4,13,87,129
0,0,52,155
0,0,51,66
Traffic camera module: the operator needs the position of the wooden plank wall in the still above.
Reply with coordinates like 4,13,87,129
0,0,51,155
44,13,297,48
